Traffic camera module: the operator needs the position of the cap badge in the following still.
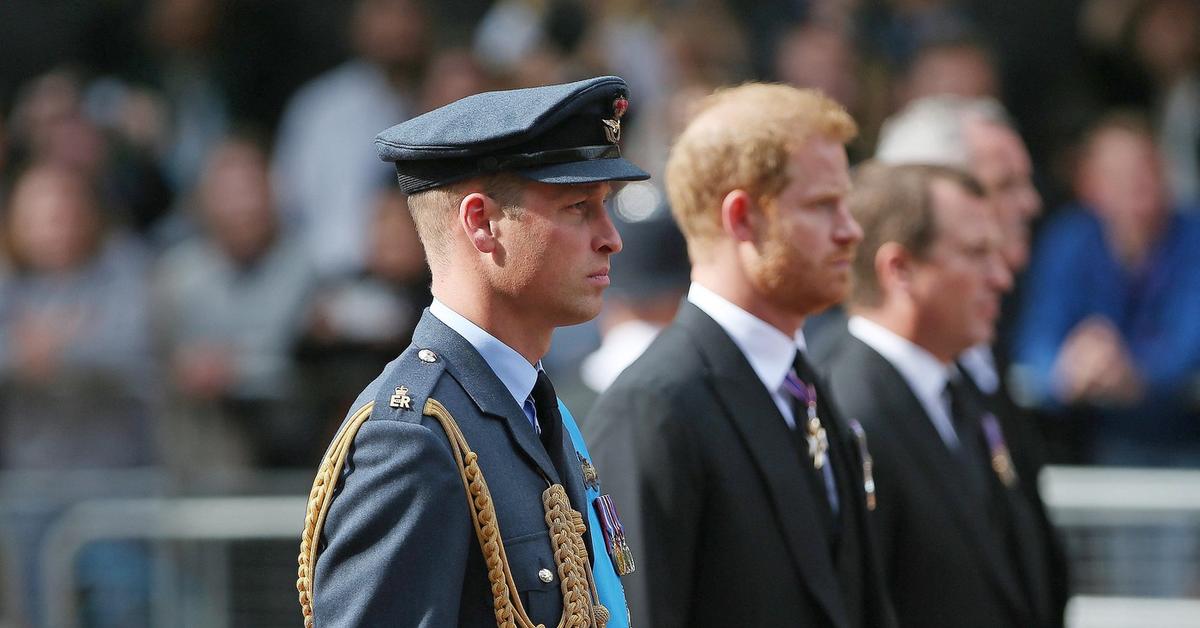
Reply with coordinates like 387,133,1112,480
602,95,628,144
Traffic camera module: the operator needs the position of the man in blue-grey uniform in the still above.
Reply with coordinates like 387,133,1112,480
297,76,646,627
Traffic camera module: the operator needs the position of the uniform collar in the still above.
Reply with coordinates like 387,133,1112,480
687,282,806,394
429,298,540,409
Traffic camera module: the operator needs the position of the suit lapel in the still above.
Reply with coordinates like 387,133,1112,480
412,311,560,484
676,304,850,628
846,337,1029,621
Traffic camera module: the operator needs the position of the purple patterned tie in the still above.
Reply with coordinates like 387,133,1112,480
783,359,839,515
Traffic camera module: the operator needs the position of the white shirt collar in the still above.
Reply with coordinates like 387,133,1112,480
848,315,960,447
687,282,806,394
429,298,539,409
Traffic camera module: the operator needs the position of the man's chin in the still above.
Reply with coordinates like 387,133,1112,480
555,300,604,328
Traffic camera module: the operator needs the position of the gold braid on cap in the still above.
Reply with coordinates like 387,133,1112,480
297,398,609,628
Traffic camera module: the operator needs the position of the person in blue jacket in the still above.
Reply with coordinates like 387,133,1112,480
1010,112,1200,467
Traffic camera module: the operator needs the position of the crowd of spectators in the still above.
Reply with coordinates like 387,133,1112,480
1,0,1199,625
0,0,1198,482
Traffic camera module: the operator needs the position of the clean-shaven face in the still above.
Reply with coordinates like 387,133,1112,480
490,180,622,328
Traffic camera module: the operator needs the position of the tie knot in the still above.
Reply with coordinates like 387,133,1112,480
792,351,820,384
784,353,817,404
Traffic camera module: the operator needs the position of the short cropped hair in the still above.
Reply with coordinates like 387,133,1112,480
665,83,857,261
848,162,985,307
874,95,1012,168
405,172,525,267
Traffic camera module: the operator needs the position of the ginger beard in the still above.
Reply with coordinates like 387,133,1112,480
745,200,857,319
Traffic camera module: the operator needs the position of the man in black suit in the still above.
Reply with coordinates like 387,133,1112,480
585,84,896,628
818,162,1064,628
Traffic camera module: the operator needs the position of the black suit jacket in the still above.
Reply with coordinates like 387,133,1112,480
584,302,896,628
819,328,1065,628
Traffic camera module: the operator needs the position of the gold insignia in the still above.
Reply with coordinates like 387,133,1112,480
577,452,600,490
389,386,412,410
992,451,1019,488
602,95,628,144
806,417,829,470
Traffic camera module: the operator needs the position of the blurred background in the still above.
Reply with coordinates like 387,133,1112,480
0,0,1198,626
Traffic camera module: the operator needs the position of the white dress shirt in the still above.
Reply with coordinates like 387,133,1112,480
847,315,962,449
959,343,1000,395
688,283,807,429
689,283,839,513
429,299,542,430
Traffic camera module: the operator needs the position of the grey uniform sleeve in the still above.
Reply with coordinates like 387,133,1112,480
313,417,472,627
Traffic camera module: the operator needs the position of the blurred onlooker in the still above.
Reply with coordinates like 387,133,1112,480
876,96,1040,278
272,0,429,279
896,38,1001,109
473,0,673,102
1011,113,1200,466
774,23,860,112
621,5,749,189
295,187,430,444
416,48,493,114
0,163,154,469
858,0,976,73
1129,0,1200,207
153,135,316,469
7,69,174,235
137,0,229,192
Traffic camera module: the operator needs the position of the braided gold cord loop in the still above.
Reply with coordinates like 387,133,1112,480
297,401,376,628
543,485,596,628
297,396,608,627
424,398,607,628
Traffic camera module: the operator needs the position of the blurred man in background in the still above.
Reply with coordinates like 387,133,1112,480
819,163,1063,628
296,187,430,444
0,164,153,470
0,163,155,628
154,135,315,470
272,0,429,279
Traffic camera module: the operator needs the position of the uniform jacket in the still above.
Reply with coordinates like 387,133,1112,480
584,302,896,628
312,310,596,626
819,328,1065,628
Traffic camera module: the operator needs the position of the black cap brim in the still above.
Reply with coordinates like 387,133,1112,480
516,157,649,185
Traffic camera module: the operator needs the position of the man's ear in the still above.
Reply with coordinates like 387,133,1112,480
720,189,758,243
875,241,912,293
459,192,499,254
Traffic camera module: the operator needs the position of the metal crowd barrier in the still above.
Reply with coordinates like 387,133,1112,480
0,466,1197,627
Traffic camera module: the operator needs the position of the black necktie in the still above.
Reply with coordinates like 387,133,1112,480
944,375,992,500
531,370,570,483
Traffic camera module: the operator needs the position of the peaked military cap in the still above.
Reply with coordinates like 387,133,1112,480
375,76,650,194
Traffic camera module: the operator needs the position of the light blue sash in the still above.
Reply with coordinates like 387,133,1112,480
558,400,630,628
